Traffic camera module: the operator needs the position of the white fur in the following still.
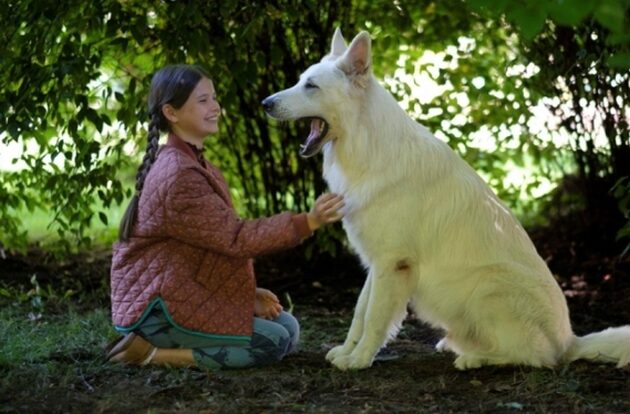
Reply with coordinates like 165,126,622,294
264,29,630,370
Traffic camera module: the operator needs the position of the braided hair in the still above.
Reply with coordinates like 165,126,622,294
119,64,210,241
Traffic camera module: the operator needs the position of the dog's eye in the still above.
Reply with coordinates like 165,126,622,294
305,82,319,90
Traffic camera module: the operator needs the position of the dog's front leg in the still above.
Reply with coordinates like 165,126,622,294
326,273,372,363
331,265,412,370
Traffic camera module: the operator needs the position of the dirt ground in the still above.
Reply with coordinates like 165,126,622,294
1,301,628,413
1,218,630,413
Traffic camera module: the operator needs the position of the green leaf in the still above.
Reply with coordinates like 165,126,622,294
510,5,547,40
594,0,626,32
467,0,510,13
607,32,630,45
547,0,596,26
607,52,630,68
86,108,103,131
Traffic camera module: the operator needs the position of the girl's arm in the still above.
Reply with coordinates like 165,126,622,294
164,168,341,258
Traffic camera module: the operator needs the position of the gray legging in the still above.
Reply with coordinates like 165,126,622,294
135,307,300,370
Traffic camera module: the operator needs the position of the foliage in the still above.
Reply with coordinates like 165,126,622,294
0,0,628,257
0,0,499,254
467,0,630,252
534,22,629,249
0,1,139,252
467,0,630,68
612,176,630,256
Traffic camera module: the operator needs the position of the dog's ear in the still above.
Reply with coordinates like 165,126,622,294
331,27,347,56
336,31,371,86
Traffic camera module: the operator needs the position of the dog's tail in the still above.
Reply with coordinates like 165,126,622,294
564,326,630,367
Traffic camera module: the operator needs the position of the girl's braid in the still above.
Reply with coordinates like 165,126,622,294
134,113,161,195
118,113,161,241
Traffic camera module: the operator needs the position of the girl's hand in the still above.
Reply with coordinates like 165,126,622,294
307,193,345,231
254,288,283,320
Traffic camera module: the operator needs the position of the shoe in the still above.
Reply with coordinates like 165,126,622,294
373,347,400,362
105,333,156,365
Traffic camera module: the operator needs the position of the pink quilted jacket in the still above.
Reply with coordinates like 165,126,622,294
110,134,312,339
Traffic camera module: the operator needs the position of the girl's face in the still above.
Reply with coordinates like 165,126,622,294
166,77,221,143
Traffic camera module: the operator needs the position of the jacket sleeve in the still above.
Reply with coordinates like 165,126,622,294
164,167,312,257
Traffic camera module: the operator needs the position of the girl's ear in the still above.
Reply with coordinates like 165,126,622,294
161,104,178,124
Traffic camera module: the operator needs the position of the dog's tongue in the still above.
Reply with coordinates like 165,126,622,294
301,118,326,158
306,118,322,145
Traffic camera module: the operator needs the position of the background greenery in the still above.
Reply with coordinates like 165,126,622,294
1,0,628,257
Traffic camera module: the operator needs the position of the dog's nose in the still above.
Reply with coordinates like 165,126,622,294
261,97,275,113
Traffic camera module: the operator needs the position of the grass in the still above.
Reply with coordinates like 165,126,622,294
1,294,629,414
14,199,128,247
0,306,113,367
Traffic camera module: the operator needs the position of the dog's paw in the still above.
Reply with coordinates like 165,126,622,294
435,337,450,353
454,354,484,370
330,353,373,371
326,344,351,362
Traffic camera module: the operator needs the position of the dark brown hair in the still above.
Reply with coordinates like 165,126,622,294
119,64,210,241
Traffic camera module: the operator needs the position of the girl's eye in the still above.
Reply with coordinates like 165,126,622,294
305,82,319,90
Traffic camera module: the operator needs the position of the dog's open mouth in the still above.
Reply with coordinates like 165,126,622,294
300,117,329,158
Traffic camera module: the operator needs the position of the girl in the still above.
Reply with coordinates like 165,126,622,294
106,64,344,370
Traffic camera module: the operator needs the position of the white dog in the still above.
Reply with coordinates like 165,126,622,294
262,29,630,370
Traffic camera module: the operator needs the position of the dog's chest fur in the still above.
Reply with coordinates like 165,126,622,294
323,149,421,268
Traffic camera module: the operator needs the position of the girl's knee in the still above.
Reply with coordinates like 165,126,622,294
277,311,299,335
249,328,291,364
275,311,300,351
252,314,301,363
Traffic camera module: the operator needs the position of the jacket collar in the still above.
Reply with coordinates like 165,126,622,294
166,133,204,164
165,133,233,206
